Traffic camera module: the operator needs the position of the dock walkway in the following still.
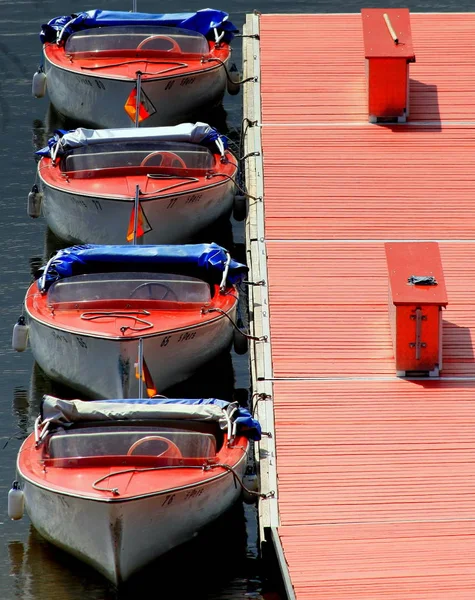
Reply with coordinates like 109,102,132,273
243,12,475,599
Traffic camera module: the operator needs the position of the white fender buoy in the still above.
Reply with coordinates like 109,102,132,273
242,473,259,504
27,184,42,218
227,63,241,96
233,327,248,355
8,481,24,520
233,194,247,222
32,67,47,99
12,316,29,352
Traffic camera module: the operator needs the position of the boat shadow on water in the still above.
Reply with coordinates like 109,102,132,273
40,100,231,142
29,210,239,266
28,346,240,409
36,99,240,173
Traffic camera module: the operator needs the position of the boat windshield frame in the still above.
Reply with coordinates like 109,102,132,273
42,423,220,468
59,141,216,179
64,25,211,59
46,272,213,308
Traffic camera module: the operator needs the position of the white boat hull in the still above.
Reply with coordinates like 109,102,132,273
39,180,235,245
20,455,247,584
44,56,228,128
26,309,236,398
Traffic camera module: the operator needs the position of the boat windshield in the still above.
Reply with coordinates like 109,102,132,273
48,426,217,459
65,26,210,57
60,141,215,175
47,273,212,305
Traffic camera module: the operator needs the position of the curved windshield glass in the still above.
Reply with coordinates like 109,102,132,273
47,273,211,305
48,427,216,459
60,141,215,174
65,26,209,56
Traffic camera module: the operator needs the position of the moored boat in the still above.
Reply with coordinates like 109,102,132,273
17,395,261,584
21,243,247,398
34,123,238,244
36,9,238,127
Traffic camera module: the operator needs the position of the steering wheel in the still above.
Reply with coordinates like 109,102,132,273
127,435,183,458
140,151,187,169
137,35,181,53
130,282,179,301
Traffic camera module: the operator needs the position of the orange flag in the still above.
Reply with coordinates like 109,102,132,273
135,356,158,398
126,202,151,242
124,87,156,123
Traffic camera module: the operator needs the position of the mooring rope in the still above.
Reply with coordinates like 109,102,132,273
203,463,274,499
205,172,261,202
201,57,257,86
201,306,267,342
92,462,274,499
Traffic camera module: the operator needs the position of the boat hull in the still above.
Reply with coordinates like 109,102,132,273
26,309,236,398
20,456,246,584
44,56,228,128
39,180,235,245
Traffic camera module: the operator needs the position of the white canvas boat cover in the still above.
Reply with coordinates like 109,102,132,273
36,123,227,158
41,396,262,440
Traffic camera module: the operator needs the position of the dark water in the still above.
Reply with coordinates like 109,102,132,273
0,0,464,598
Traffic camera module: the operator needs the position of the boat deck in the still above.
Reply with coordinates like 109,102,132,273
243,12,475,599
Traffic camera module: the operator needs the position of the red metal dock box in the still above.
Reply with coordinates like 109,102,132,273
361,8,415,122
385,242,448,376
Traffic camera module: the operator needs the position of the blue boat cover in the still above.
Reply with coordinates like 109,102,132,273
40,9,237,44
38,243,247,291
36,123,228,158
41,395,261,441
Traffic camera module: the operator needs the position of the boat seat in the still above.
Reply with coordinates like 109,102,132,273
48,430,216,459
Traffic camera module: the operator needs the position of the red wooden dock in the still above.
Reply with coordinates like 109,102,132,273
243,12,475,599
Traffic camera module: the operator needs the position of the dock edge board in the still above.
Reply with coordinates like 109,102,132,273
242,10,281,543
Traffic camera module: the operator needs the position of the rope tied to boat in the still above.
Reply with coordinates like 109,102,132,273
80,310,154,333
92,465,212,495
236,117,260,189
233,33,260,40
91,460,258,496
201,306,267,342
92,464,273,499
240,151,261,160
144,175,199,196
203,463,275,500
80,61,188,75
242,279,266,286
201,57,258,86
205,172,261,202
251,392,272,417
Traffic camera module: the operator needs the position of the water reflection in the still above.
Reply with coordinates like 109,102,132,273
31,119,47,159
11,388,30,439
43,103,70,137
